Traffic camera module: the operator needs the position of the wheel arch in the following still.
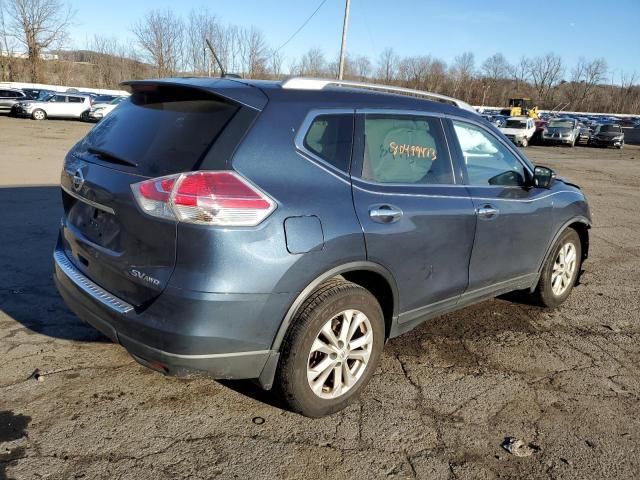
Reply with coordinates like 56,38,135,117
537,216,591,275
258,261,399,390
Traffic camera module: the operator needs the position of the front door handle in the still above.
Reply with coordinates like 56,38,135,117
477,205,499,220
369,205,403,223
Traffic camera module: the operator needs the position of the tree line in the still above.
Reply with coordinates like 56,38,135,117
1,0,639,114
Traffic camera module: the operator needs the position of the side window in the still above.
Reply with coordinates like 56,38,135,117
52,95,66,102
452,120,526,187
68,96,83,103
302,114,353,173
362,114,452,184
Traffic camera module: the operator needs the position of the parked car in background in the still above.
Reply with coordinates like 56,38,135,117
53,77,591,417
92,95,120,104
499,116,536,147
576,123,592,145
590,124,624,149
542,118,580,147
0,88,30,113
21,88,51,100
14,93,92,120
87,96,127,122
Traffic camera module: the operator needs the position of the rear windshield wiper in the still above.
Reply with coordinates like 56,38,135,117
87,146,138,167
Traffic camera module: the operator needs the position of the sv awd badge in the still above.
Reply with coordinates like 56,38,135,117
129,269,160,286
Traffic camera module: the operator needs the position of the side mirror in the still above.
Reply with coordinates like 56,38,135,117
533,165,555,189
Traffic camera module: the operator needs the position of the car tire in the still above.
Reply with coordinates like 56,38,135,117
80,110,89,122
32,109,46,121
275,279,384,417
521,137,528,147
531,228,582,308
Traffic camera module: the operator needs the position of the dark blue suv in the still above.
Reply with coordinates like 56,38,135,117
54,77,591,417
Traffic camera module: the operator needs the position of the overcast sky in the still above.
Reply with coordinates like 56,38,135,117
68,0,640,79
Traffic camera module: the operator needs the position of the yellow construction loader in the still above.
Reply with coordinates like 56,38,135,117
500,98,539,119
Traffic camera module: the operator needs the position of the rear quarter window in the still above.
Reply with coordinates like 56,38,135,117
77,86,239,176
302,113,354,173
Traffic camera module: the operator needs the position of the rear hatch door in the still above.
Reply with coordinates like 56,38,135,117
59,81,263,307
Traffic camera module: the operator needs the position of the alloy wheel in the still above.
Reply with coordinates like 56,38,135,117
551,242,577,296
306,309,373,399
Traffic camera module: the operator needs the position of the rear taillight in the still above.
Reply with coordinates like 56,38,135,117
131,171,275,226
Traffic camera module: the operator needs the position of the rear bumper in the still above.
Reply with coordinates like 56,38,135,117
53,247,284,380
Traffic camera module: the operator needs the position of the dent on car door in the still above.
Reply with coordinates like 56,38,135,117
350,112,476,321
448,118,554,292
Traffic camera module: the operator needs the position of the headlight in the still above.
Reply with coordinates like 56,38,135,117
614,135,623,140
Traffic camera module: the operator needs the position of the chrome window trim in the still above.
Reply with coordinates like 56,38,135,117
352,181,578,202
354,108,457,187
61,184,115,214
54,250,133,314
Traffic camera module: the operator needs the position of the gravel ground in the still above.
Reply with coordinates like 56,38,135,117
1,116,639,480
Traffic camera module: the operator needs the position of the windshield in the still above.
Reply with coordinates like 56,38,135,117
600,125,621,133
39,93,55,102
110,97,125,105
548,120,574,129
504,120,526,129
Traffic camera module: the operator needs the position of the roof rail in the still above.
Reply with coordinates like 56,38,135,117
281,77,478,114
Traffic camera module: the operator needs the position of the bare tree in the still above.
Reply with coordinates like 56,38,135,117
0,1,18,80
528,53,564,104
482,53,510,81
376,47,398,83
292,47,326,77
186,10,219,75
132,9,184,77
568,57,607,109
510,56,530,88
238,26,268,78
268,49,284,79
449,52,475,100
1,0,74,82
353,54,371,81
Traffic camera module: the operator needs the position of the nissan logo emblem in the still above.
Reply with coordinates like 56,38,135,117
72,168,85,192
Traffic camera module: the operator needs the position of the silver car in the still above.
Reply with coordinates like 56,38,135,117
542,118,580,147
0,88,30,114
14,93,92,120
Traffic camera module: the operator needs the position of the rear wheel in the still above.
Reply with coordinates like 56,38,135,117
32,109,46,121
531,228,581,308
276,279,384,417
80,110,90,122
521,137,529,147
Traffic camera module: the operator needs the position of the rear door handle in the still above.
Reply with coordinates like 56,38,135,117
477,205,499,219
369,205,403,223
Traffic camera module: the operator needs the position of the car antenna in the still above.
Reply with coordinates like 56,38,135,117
205,39,240,79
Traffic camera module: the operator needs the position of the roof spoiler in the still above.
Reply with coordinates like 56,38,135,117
121,78,268,111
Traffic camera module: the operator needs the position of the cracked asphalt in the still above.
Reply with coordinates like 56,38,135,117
1,116,639,479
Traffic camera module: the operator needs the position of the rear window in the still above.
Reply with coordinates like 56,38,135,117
78,86,239,176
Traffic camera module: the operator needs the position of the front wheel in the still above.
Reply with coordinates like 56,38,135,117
275,279,384,417
531,228,582,308
31,109,46,121
520,137,529,147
